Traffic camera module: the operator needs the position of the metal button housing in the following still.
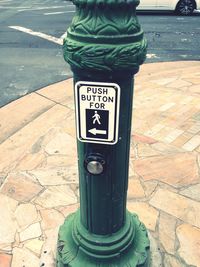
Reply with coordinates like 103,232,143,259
86,160,104,175
84,154,106,175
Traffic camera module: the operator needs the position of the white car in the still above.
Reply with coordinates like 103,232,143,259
138,0,200,15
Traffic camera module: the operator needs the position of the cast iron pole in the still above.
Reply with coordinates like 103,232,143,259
57,0,150,266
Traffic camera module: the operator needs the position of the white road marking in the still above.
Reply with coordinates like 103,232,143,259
146,53,158,59
0,0,13,2
0,6,31,9
60,32,68,40
0,6,65,10
44,11,75,15
9,26,63,45
18,6,65,11
8,26,160,61
180,55,188,58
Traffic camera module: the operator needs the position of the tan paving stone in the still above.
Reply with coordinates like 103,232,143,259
158,102,176,111
0,105,70,173
12,247,40,267
0,93,54,144
37,79,73,105
189,84,200,95
182,135,200,151
59,111,76,137
0,253,12,267
144,124,165,137
24,238,44,256
187,121,200,134
175,104,193,116
0,172,43,202
176,105,196,118
12,232,20,249
127,202,159,231
0,245,12,252
193,113,200,122
164,254,184,267
30,167,69,186
45,155,74,167
132,117,151,134
29,165,78,186
31,127,60,151
151,142,184,154
185,77,200,84
0,172,6,187
134,153,199,188
40,227,59,266
130,142,137,159
143,181,158,197
15,203,39,230
128,177,145,199
62,95,75,110
44,132,76,156
191,99,200,109
177,224,200,267
138,61,200,79
151,126,175,141
167,79,192,89
15,152,45,171
159,212,176,254
19,222,42,242
34,185,77,208
163,129,184,143
150,188,200,228
128,162,135,176
57,203,79,217
148,232,162,267
181,107,200,122
137,143,162,158
0,194,18,247
152,78,177,86
180,184,200,202
171,132,194,148
181,69,200,79
177,95,195,106
40,209,65,230
161,116,184,129
132,133,157,144
197,153,200,168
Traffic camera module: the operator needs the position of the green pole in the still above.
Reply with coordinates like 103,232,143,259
57,0,150,266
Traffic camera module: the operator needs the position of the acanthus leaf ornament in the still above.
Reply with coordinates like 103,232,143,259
63,0,147,74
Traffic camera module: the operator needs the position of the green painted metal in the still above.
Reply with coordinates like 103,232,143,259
57,211,150,266
57,0,150,266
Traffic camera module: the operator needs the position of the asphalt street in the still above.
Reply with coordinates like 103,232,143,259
0,0,200,107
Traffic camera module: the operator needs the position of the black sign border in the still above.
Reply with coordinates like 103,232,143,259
76,82,120,145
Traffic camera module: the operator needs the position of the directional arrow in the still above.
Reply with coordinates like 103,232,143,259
89,128,107,136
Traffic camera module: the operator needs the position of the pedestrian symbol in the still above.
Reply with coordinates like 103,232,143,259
92,111,101,125
86,109,108,139
75,81,120,145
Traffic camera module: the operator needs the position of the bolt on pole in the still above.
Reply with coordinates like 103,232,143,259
56,0,150,266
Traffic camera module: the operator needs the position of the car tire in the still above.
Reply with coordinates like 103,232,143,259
176,0,196,15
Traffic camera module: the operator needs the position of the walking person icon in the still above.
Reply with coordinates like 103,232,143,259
86,108,109,139
92,111,101,125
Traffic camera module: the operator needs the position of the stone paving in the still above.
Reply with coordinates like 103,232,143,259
0,61,200,267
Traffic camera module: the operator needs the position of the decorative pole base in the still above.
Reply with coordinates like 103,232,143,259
57,210,150,267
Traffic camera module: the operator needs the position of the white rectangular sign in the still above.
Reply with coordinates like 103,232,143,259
75,81,120,145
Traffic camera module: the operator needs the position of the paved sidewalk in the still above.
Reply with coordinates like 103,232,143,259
0,61,200,267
